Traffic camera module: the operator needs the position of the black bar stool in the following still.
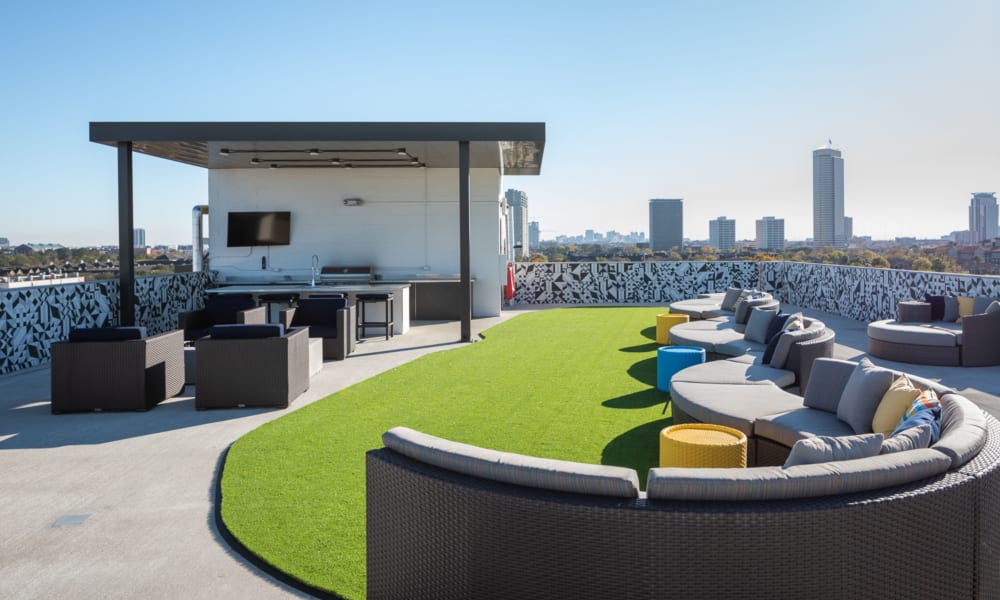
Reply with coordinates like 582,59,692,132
258,293,300,323
356,293,394,341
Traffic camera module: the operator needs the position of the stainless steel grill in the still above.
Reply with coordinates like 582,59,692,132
319,265,374,284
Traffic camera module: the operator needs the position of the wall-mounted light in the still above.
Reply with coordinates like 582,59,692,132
343,198,363,207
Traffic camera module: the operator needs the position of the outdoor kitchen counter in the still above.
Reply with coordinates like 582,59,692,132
207,284,410,335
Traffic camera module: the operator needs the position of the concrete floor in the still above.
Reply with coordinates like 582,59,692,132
1,305,997,599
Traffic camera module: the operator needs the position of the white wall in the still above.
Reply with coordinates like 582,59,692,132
207,167,504,317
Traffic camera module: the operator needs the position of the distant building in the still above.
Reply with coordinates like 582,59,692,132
504,189,529,257
843,216,853,242
133,228,146,248
649,198,683,252
14,244,33,255
813,142,846,247
756,216,785,251
528,221,540,249
708,216,736,252
0,237,9,248
970,192,998,243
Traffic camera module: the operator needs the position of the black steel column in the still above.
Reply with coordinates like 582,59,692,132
117,142,136,326
459,141,472,342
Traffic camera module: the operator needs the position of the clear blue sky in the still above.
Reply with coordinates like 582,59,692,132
3,1,997,246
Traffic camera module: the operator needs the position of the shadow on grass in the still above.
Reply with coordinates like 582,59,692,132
601,417,673,488
639,325,657,341
619,342,659,353
626,356,658,386
602,388,665,410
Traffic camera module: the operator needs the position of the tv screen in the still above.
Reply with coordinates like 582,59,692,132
227,211,291,247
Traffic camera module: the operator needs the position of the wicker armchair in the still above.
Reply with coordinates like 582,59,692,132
280,297,355,360
178,294,266,341
961,309,1000,367
194,325,309,409
50,328,185,413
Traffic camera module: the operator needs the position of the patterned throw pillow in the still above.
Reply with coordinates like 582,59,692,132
783,312,804,332
901,388,940,422
892,406,942,444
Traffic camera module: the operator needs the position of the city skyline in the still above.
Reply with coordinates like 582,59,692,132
3,2,998,247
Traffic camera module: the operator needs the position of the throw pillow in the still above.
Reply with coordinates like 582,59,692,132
783,433,883,467
880,423,933,455
721,287,743,312
892,406,942,444
987,300,1000,315
761,330,784,365
836,358,896,434
942,296,959,322
924,294,945,321
973,296,998,315
764,312,791,344
901,388,940,422
871,374,922,437
783,312,804,332
744,307,776,344
956,296,975,323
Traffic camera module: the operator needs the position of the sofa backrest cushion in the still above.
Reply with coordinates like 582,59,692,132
68,326,147,342
837,358,895,434
720,287,743,312
881,424,932,454
933,394,988,469
986,300,1000,315
734,296,775,325
942,296,959,322
802,358,857,413
973,296,999,315
209,323,285,339
292,298,348,327
924,294,946,321
783,433,883,467
203,294,257,324
646,448,952,502
382,427,640,498
768,321,824,370
743,308,776,344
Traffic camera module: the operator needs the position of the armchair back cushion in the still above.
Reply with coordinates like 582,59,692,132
68,326,146,342
291,298,348,327
203,294,257,324
209,324,285,339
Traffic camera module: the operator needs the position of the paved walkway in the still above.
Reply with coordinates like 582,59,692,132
1,306,998,599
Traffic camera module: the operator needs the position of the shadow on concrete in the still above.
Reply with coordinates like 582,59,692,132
601,417,672,489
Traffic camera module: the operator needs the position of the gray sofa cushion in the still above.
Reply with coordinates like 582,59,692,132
670,355,795,388
934,394,988,469
754,407,856,448
783,433,883,467
646,448,952,501
987,300,1000,314
382,427,640,498
715,338,766,356
769,322,825,369
670,381,805,437
667,319,743,353
867,320,960,348
720,287,743,312
973,296,999,315
837,358,896,434
881,424,932,454
744,308,776,344
734,296,776,325
942,296,959,322
669,297,727,319
802,358,857,413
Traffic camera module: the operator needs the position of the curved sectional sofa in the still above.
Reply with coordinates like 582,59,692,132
368,389,1000,599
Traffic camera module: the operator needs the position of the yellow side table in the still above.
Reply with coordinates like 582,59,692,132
655,313,690,345
659,423,747,468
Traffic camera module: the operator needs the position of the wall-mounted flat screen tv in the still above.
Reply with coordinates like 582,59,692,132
227,211,291,247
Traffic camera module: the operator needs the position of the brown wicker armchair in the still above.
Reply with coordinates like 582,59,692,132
178,294,266,341
961,309,1000,366
279,297,355,360
194,325,309,409
50,328,185,413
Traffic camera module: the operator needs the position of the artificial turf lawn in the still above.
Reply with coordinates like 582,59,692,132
220,307,671,599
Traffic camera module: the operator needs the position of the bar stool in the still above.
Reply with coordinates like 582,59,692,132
356,293,394,341
258,293,300,323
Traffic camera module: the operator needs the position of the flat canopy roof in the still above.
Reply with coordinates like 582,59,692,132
89,121,545,175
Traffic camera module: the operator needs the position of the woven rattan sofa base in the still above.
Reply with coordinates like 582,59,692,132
867,336,961,367
367,418,1000,600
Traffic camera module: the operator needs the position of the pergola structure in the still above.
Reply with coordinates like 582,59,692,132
89,122,545,341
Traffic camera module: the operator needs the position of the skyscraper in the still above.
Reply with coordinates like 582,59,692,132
528,221,540,249
813,143,845,248
133,228,146,248
505,189,529,257
708,216,736,252
649,199,683,252
755,216,785,251
970,192,999,243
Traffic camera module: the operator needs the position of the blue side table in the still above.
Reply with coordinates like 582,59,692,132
657,346,706,413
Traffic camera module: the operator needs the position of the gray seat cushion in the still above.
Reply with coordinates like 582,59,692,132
867,320,960,348
669,297,726,319
715,338,767,356
668,319,744,353
669,381,805,437
670,356,795,388
646,449,953,501
754,407,856,448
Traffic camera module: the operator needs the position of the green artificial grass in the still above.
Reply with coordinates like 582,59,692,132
220,307,671,599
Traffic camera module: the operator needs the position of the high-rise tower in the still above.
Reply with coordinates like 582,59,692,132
649,199,683,252
813,143,845,248
505,189,529,257
709,216,736,252
970,192,999,243
755,216,785,251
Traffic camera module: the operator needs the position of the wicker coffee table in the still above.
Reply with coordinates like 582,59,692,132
659,423,747,468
